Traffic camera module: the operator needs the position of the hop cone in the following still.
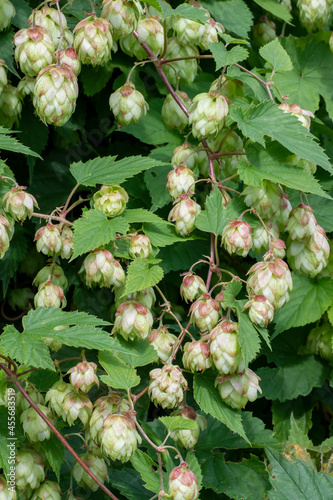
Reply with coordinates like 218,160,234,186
207,129,244,178
30,481,61,500
109,82,148,125
167,166,195,199
101,0,142,40
14,26,54,77
79,249,117,288
182,341,212,372
33,64,78,127
3,186,38,222
112,300,153,340
60,226,73,259
20,404,55,442
17,75,35,98
0,59,8,94
62,390,93,426
287,225,330,278
278,102,311,129
16,448,45,491
120,17,164,60
243,295,275,327
253,17,276,45
171,142,198,170
117,286,156,309
45,380,73,420
67,361,99,393
74,15,113,66
101,412,141,462
93,184,129,216
27,6,68,47
222,219,252,257
34,223,62,256
34,281,66,308
89,394,130,445
73,452,108,491
169,406,206,449
0,213,14,259
247,255,293,309
148,326,177,362
215,368,262,409
209,320,243,374
243,181,282,220
189,91,228,141
298,0,331,32
180,273,207,303
304,323,333,360
0,473,16,499
271,238,286,259
148,364,188,409
168,462,199,500
16,384,44,414
287,204,317,240
252,220,279,254
162,91,191,131
168,194,201,236
162,38,199,87
172,15,207,45
58,47,81,75
129,234,152,259
189,294,220,332
0,0,15,31
199,18,224,50
0,84,22,128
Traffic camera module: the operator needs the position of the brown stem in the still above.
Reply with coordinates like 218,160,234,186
62,182,80,214
16,367,38,378
0,362,119,500
31,212,73,225
206,234,215,290
132,386,149,404
234,63,275,102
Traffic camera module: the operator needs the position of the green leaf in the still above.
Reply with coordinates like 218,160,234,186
265,447,333,500
22,307,110,329
144,164,171,211
0,226,28,295
0,406,24,475
230,101,332,172
72,209,129,259
70,155,163,187
0,126,41,158
227,65,269,101
158,239,208,275
174,4,209,23
124,258,164,296
0,29,20,77
130,450,161,494
253,0,292,23
159,416,198,433
79,62,114,96
193,372,249,443
288,414,313,448
196,185,228,235
234,300,261,366
272,399,313,444
143,222,199,247
256,355,330,402
43,325,125,352
273,275,333,338
186,451,203,491
108,469,153,500
39,435,65,482
202,0,253,38
99,351,140,390
223,279,243,307
11,0,31,28
122,209,169,225
209,42,249,70
259,38,293,72
117,338,158,367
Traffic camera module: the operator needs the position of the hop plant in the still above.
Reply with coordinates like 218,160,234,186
271,238,286,259
180,273,207,303
148,326,178,362
199,18,224,50
169,406,206,449
209,320,243,374
0,84,22,128
3,186,38,221
189,91,228,141
0,0,15,31
243,295,275,327
60,226,73,259
14,26,54,77
34,281,66,308
252,220,279,254
120,17,164,60
73,452,108,491
109,82,148,126
129,234,152,259
62,390,93,426
101,412,142,462
210,75,244,100
148,364,188,409
167,166,195,199
28,6,68,47
89,394,131,445
171,143,198,170
253,17,276,45
168,194,201,237
101,0,142,40
0,60,7,94
16,384,44,414
287,225,330,278
297,0,332,32
17,75,35,98
73,15,113,66
57,47,81,76
247,254,293,309
330,31,333,53
172,15,207,45
215,368,262,409
162,91,191,131
93,184,129,216
222,219,252,257
112,300,153,340
243,181,291,228
16,448,45,491
205,129,244,178
0,213,14,259
45,380,73,420
278,102,312,130
182,340,212,372
34,223,62,256
168,462,199,500
79,249,116,288
0,473,16,499
287,204,318,240
67,361,99,393
20,404,55,442
162,38,199,87
33,64,78,127
303,322,333,360
118,286,156,309
189,294,220,332
30,481,61,500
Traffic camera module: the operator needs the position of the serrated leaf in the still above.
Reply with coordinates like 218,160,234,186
70,155,163,187
186,451,203,491
117,338,158,367
227,65,269,101
0,126,41,158
259,38,293,73
196,185,228,234
144,164,171,211
273,275,333,338
130,450,161,494
288,414,313,448
72,209,129,259
0,29,20,77
256,355,330,402
11,0,31,28
44,325,126,352
174,4,209,22
209,42,249,70
143,222,199,247
159,416,198,433
193,372,249,443
253,0,292,23
0,225,28,295
22,307,111,330
223,279,243,307
39,435,65,482
234,300,261,366
265,447,333,500
122,209,169,225
107,469,153,500
124,259,164,296
230,101,332,172
221,34,251,45
99,351,140,390
79,62,114,96
272,399,313,444
202,0,253,38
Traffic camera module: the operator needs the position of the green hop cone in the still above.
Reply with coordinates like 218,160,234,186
172,15,207,45
17,76,35,98
199,18,224,50
169,406,206,449
167,166,195,200
207,129,244,178
189,91,228,141
16,384,44,414
20,404,55,442
89,394,131,445
34,223,62,256
0,84,22,128
60,226,73,259
30,481,61,500
222,219,253,257
287,204,317,240
253,17,276,46
101,0,142,40
0,213,14,259
14,26,54,77
278,102,312,130
297,0,331,32
0,59,8,94
303,322,333,360
16,448,45,491
252,220,279,254
129,234,152,259
148,364,188,409
33,264,68,289
109,82,148,126
73,452,108,491
62,390,93,426
3,186,38,221
162,38,199,87
171,142,198,170
33,64,78,127
318,239,333,278
168,194,201,237
0,0,15,31
34,281,66,308
57,47,81,76
0,474,16,500
112,300,153,340
168,462,199,500
287,225,330,278
73,15,113,66
120,16,164,60
182,340,212,372
180,272,207,303
162,91,191,131
45,380,73,420
215,368,262,409
210,75,244,100
79,249,116,288
101,412,142,462
271,238,286,259
189,293,220,332
27,6,68,47
209,320,243,374
243,295,275,327
148,326,178,362
67,361,99,393
93,184,129,216
247,253,293,309
116,286,156,309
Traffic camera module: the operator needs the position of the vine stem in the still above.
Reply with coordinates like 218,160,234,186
0,362,119,500
62,182,80,214
31,212,73,225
